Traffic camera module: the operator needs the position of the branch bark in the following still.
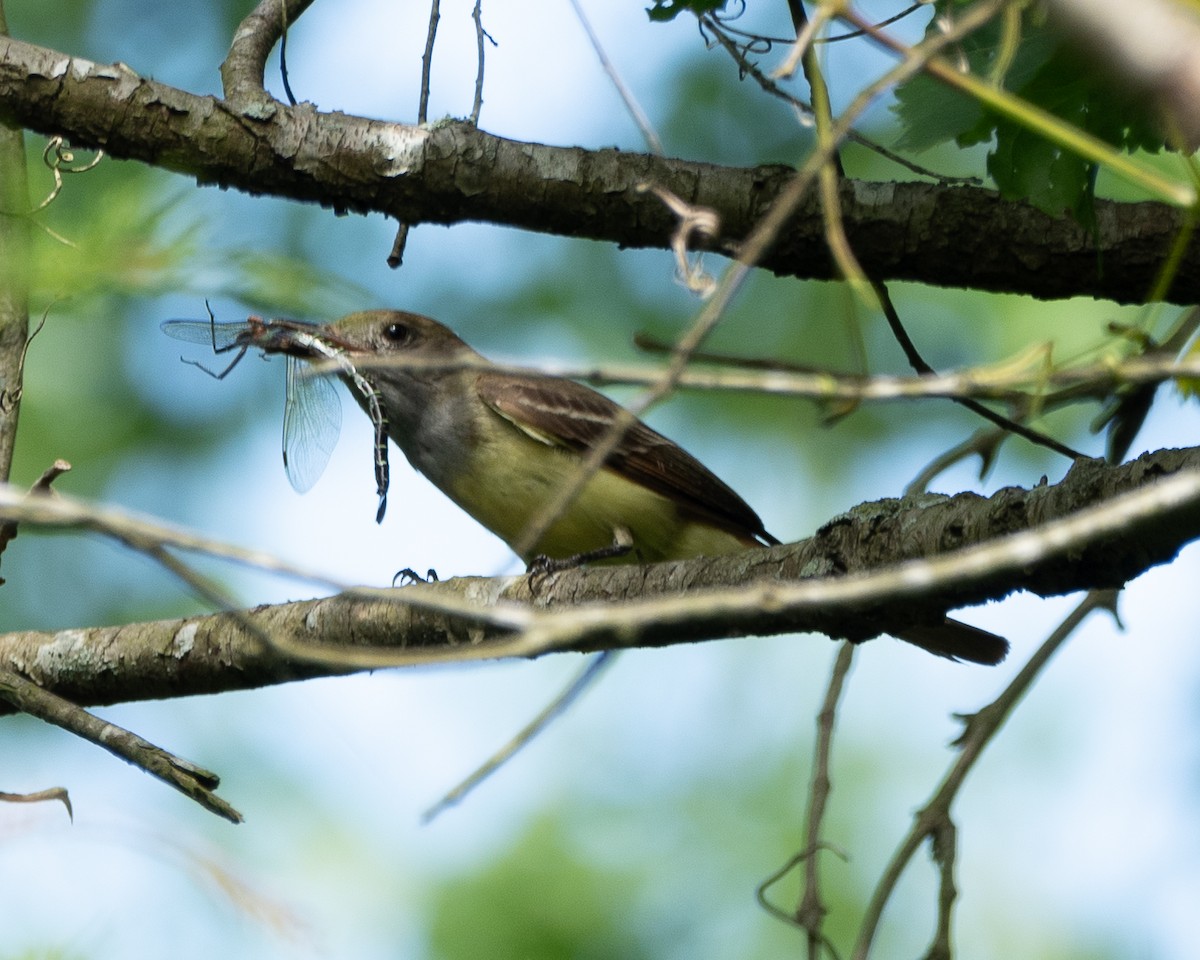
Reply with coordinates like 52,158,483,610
1,446,1197,711
0,34,1194,305
220,0,317,104
0,13,28,485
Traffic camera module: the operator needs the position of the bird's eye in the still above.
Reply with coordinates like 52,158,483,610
383,321,412,345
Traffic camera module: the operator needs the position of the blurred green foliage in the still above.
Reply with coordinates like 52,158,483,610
428,817,653,960
893,2,1166,218
1,141,373,631
658,56,812,167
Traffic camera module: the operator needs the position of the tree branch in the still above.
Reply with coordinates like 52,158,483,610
0,8,29,486
0,666,242,822
0,34,1194,304
1,446,1198,710
220,0,317,104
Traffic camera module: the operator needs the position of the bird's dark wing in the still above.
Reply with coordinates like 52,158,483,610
476,371,778,545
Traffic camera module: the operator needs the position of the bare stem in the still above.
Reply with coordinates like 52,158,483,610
0,667,242,823
851,591,1114,960
798,642,855,959
0,0,30,486
417,0,440,124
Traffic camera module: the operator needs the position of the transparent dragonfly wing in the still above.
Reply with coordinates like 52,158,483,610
165,316,344,495
281,355,343,493
160,319,254,351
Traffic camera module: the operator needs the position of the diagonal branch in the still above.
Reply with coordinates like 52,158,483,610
0,666,242,822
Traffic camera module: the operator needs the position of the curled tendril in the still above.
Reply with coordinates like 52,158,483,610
35,136,104,213
700,0,926,53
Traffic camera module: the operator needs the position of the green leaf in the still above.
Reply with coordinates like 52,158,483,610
893,73,985,152
892,3,1167,217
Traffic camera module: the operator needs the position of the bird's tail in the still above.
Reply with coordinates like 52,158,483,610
898,618,1009,665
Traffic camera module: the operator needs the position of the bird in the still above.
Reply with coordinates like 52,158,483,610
281,309,1007,665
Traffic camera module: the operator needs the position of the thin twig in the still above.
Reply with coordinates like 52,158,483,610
791,0,844,176
0,786,72,819
797,641,855,959
818,2,923,43
469,0,491,125
927,817,958,960
0,482,346,586
774,0,834,80
709,2,925,48
850,591,1115,960
0,667,243,823
391,0,442,269
872,283,1083,460
387,221,411,268
278,0,297,106
418,0,440,125
422,651,616,822
804,10,869,381
346,341,1200,408
568,0,664,154
0,458,69,585
700,15,980,185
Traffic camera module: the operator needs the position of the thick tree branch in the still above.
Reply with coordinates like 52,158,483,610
1,446,1198,710
0,35,1195,304
220,0,316,104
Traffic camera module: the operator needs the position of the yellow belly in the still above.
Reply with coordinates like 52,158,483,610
447,431,751,564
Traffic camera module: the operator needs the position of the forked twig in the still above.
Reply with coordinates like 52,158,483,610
851,591,1116,959
757,641,855,960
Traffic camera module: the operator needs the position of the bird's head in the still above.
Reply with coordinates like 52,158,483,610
317,310,477,369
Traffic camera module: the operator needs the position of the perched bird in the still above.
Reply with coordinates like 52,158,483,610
281,309,1007,665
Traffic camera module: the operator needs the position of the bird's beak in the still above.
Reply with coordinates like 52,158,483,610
250,321,358,360
308,324,359,353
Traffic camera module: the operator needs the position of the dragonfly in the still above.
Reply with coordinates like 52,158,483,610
161,314,391,523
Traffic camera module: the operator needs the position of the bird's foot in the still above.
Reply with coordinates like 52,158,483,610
392,567,439,586
525,526,635,575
